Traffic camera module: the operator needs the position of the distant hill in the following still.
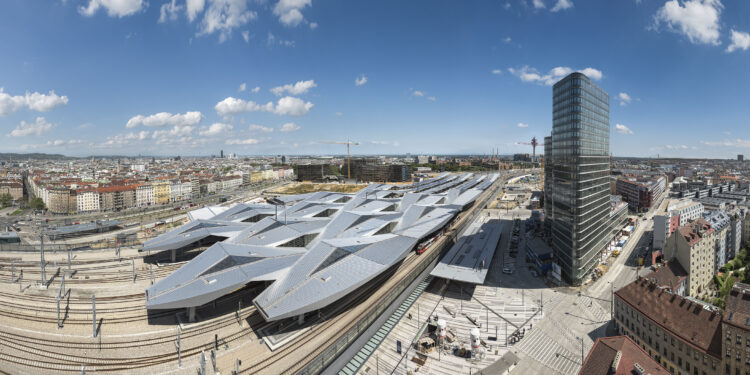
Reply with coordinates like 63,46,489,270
0,152,74,160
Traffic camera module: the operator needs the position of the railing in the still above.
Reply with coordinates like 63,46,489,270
0,236,156,252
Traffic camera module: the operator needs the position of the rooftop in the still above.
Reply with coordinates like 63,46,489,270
615,277,722,357
724,282,750,331
579,335,669,375
644,261,687,289
677,218,714,246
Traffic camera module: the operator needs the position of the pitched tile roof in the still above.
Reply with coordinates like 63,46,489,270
615,277,722,357
579,335,669,375
724,282,750,331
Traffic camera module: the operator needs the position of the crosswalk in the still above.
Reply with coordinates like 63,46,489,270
515,324,583,375
576,295,610,323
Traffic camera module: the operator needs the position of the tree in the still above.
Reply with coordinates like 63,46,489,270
0,193,11,208
29,197,45,211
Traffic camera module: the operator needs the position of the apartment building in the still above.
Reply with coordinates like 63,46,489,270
169,179,192,202
99,185,136,211
0,180,23,201
664,218,716,298
644,261,688,296
654,199,704,250
48,187,76,214
153,180,170,204
615,175,667,212
704,211,730,272
615,278,750,375
614,278,722,375
722,283,750,375
136,183,154,207
76,189,100,212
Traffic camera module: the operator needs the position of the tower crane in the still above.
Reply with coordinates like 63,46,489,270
322,140,360,179
515,136,544,160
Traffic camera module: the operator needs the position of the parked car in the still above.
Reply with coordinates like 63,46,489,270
502,267,514,274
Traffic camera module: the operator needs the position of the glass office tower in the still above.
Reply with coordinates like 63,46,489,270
544,72,610,285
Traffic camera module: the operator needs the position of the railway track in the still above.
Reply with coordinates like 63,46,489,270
0,290,263,373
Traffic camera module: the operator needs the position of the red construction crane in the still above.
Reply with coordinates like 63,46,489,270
321,140,360,179
515,136,544,159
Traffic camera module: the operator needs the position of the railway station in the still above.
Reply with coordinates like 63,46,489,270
0,171,517,374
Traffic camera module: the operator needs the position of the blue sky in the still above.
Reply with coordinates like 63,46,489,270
1,0,749,158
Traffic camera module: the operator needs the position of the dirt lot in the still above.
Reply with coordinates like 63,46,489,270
269,182,368,194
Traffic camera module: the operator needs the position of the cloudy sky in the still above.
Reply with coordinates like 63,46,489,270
1,0,749,157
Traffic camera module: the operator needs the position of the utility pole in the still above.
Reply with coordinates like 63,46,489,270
40,232,46,287
132,258,136,283
92,295,96,338
177,326,182,367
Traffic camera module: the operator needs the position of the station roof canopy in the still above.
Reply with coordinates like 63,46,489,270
430,217,503,284
145,173,500,321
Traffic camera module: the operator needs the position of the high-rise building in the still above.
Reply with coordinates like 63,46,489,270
738,154,744,162
220,150,224,159
544,72,611,284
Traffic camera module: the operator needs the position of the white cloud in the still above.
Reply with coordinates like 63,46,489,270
21,139,83,150
551,0,573,12
411,90,424,97
249,124,274,133
517,122,529,128
215,96,313,117
503,36,512,43
186,0,206,22
227,138,259,145
242,30,250,43
238,83,247,92
270,79,316,96
492,69,502,75
355,74,368,86
8,117,55,137
126,111,203,128
701,139,750,147
199,0,258,42
615,124,634,134
79,0,146,17
274,96,313,116
508,65,603,85
199,122,233,136
618,92,633,106
335,112,343,116
279,122,301,132
0,88,69,116
579,67,603,80
427,96,436,101
653,0,722,46
532,0,545,9
152,125,195,139
251,86,260,93
266,32,295,47
309,22,318,30
273,0,311,27
726,29,750,52
159,0,182,23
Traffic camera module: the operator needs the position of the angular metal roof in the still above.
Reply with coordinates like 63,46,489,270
145,173,499,321
430,217,503,284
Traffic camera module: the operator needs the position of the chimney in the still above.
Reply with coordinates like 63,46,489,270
611,351,622,373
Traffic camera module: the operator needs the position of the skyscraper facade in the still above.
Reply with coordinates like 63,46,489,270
544,72,611,284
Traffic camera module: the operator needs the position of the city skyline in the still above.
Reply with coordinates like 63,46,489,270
2,0,750,157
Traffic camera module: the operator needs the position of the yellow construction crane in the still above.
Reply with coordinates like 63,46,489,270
322,140,360,179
